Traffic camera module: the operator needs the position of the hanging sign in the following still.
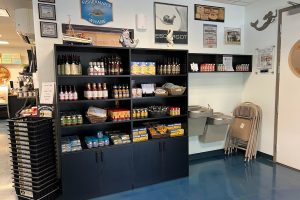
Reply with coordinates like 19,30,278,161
81,0,113,25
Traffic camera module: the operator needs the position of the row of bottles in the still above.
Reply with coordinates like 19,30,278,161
88,55,124,75
59,85,78,101
112,84,130,99
57,54,82,75
84,83,108,100
157,57,181,75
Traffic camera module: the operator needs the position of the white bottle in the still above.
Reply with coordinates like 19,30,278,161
65,57,71,75
88,62,94,76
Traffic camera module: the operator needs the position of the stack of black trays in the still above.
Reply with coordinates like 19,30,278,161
8,117,58,200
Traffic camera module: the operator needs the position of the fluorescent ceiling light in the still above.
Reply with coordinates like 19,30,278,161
0,9,10,17
0,41,9,45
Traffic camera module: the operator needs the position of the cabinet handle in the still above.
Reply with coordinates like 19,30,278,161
159,142,162,152
95,152,98,163
101,151,103,162
163,141,166,151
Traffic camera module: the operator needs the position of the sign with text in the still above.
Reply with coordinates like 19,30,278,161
40,82,55,105
81,0,113,25
154,2,188,44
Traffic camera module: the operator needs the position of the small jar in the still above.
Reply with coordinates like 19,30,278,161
77,115,83,125
132,110,136,119
61,116,66,126
66,116,72,126
71,115,77,126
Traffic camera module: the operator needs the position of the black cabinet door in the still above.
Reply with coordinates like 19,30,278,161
100,145,133,196
162,136,189,181
61,150,100,200
133,140,162,188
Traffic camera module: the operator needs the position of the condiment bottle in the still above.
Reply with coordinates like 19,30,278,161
65,55,71,75
113,85,118,99
64,85,69,101
88,62,94,76
59,85,65,101
84,83,92,100
102,83,108,99
68,85,73,100
97,83,103,99
118,85,122,98
73,86,78,101
92,83,98,100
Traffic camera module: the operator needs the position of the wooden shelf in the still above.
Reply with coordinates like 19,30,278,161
61,120,131,129
58,98,131,104
132,114,187,122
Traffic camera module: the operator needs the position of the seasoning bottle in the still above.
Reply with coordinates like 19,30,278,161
102,83,108,99
59,85,65,101
68,85,74,101
97,83,103,99
65,55,71,75
57,55,61,75
73,85,78,101
88,62,94,76
64,85,69,101
118,85,123,98
71,55,77,75
84,83,92,100
92,83,98,100
113,85,118,99
77,56,82,75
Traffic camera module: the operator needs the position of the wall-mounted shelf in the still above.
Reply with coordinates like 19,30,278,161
188,53,252,73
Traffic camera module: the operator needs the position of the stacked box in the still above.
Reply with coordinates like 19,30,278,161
8,117,58,200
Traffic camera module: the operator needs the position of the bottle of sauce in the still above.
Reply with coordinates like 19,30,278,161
92,83,98,100
97,83,103,99
68,85,73,100
102,83,108,99
64,85,69,101
59,85,65,101
84,83,92,100
57,55,61,75
125,85,129,98
118,85,122,98
73,86,78,101
113,85,118,99
65,55,71,75
88,62,94,76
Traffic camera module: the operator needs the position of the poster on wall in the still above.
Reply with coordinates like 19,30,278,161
154,2,188,44
256,46,275,74
194,4,225,22
224,27,241,45
81,0,113,25
203,24,217,48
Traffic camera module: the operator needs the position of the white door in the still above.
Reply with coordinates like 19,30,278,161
277,7,300,170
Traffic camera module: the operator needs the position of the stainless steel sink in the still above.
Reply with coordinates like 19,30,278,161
188,105,213,136
207,112,234,125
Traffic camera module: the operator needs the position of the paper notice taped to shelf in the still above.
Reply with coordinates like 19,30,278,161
223,56,234,71
40,82,55,104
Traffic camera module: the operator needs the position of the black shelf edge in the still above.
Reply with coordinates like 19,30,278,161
131,74,187,77
132,114,187,122
132,95,187,100
59,98,131,104
57,75,131,78
61,120,131,129
189,71,252,73
61,135,188,155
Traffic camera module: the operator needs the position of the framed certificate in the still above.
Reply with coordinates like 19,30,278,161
38,3,56,20
40,21,57,38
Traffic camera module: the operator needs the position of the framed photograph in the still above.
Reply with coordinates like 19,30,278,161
224,27,241,45
40,21,57,38
38,3,56,20
154,2,188,44
194,4,225,22
38,0,55,3
203,24,217,48
62,24,134,47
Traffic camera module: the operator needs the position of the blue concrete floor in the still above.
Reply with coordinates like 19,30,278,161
91,155,300,200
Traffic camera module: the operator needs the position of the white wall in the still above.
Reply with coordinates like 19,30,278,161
243,0,289,156
32,0,246,154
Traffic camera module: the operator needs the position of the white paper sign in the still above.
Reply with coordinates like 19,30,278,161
40,82,55,104
223,56,234,71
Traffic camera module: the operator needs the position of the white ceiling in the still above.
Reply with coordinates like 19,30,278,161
0,0,32,48
205,0,259,6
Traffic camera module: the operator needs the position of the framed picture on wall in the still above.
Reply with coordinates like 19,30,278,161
38,0,55,3
40,21,57,38
194,4,225,22
154,2,188,44
224,27,241,45
38,3,56,20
